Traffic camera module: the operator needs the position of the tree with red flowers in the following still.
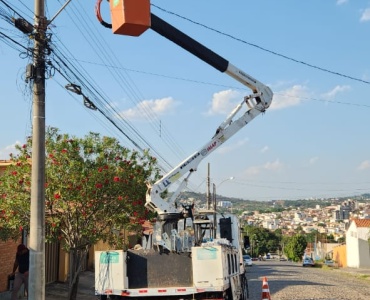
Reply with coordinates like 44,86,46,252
0,127,161,300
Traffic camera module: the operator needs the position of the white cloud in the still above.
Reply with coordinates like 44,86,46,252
244,159,283,176
360,8,370,22
270,85,308,110
264,159,283,171
336,0,348,5
357,160,370,170
261,146,269,153
118,97,179,120
207,89,241,115
217,138,248,154
244,165,261,176
309,157,318,165
320,85,350,100
0,141,21,159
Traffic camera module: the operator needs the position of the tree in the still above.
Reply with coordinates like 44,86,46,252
284,234,307,262
243,225,280,257
0,127,161,300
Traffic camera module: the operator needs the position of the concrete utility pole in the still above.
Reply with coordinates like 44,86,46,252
206,163,211,209
29,0,46,298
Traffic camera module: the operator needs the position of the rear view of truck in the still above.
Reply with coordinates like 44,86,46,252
95,213,248,299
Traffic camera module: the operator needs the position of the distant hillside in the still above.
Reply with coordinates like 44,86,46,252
174,191,370,214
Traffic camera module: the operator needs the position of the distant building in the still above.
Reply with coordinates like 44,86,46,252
217,201,232,208
333,203,352,221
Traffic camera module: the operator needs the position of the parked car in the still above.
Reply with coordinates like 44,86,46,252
302,257,315,267
279,256,287,261
324,259,335,267
243,255,253,266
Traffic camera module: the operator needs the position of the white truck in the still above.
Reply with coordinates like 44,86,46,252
94,1,273,299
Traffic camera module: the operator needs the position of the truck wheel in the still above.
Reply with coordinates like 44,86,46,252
224,287,233,300
241,273,249,300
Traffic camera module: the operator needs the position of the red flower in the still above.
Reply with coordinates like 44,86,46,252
49,154,54,158
118,196,123,201
113,176,120,182
133,211,138,216
54,193,61,199
104,165,109,169
98,167,103,173
11,171,17,176
22,144,26,149
95,183,103,189
61,149,68,153
19,226,23,231
16,162,22,166
45,183,49,188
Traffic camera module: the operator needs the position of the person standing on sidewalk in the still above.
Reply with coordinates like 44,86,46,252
10,244,30,300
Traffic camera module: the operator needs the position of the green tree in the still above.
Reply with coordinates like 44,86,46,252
0,127,161,300
284,234,307,262
243,225,280,257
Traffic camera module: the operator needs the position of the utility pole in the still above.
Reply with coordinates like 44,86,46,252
206,163,211,209
29,0,46,298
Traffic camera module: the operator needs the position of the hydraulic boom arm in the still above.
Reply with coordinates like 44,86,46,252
146,14,273,220
100,2,273,220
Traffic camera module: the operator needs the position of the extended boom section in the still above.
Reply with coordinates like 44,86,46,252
146,93,271,221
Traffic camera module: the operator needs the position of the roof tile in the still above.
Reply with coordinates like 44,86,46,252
353,219,370,228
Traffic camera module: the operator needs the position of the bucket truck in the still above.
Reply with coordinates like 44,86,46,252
94,1,273,299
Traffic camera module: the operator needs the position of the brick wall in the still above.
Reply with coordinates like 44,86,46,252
0,240,19,292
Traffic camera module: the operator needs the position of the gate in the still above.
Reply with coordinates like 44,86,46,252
45,242,60,283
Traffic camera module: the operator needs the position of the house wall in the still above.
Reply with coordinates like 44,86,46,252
333,244,347,267
358,238,370,268
346,222,360,268
0,240,20,292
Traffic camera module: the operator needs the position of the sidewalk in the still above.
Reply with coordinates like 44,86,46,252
45,271,96,300
333,266,370,278
0,271,96,300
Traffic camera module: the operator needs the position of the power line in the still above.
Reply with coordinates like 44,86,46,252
71,58,370,110
152,4,370,86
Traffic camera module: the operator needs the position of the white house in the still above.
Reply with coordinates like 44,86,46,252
346,219,370,268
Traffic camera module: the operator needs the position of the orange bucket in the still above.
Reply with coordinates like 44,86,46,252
110,0,150,36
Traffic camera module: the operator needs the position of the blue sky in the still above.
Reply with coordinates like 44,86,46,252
1,0,370,201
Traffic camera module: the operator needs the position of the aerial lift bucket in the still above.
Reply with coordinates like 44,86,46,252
110,0,150,36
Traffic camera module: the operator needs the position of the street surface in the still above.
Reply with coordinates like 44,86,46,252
246,260,370,300
45,261,370,299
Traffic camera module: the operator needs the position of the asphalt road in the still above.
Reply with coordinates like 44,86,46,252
245,260,370,300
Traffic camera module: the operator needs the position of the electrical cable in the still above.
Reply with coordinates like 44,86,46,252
152,4,370,86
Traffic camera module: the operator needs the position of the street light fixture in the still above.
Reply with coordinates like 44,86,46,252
212,176,234,210
217,176,234,189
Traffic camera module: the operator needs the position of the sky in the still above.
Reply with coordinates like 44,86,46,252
1,0,370,201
